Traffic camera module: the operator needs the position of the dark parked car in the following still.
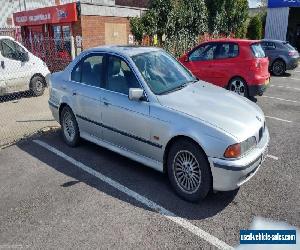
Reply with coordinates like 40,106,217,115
261,39,300,76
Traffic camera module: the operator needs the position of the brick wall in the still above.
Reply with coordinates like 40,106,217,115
80,15,130,49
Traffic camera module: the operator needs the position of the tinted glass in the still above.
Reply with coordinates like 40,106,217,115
105,56,140,95
251,43,266,58
132,50,196,95
283,42,296,51
189,44,217,61
71,55,103,87
0,39,25,60
261,41,276,50
215,43,239,59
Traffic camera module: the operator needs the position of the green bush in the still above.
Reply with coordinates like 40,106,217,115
247,15,263,40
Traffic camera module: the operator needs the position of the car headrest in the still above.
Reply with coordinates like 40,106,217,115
109,59,121,75
82,61,92,74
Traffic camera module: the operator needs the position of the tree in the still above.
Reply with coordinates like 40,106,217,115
205,0,249,37
129,17,144,44
247,14,263,40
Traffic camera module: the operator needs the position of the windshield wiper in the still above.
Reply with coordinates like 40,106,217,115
159,79,198,95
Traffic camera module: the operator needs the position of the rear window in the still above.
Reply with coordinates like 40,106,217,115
283,42,296,51
251,43,266,58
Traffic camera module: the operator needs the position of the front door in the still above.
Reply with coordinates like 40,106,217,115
184,43,217,84
101,55,153,158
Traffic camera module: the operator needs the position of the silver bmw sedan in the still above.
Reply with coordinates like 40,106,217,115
48,46,269,202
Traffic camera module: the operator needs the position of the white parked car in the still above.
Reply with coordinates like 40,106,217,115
0,36,50,96
49,46,269,202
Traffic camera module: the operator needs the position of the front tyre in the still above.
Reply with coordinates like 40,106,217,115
61,106,80,147
228,77,248,98
167,139,212,202
30,75,45,96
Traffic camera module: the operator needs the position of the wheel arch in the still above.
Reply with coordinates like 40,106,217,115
163,135,209,174
227,76,248,90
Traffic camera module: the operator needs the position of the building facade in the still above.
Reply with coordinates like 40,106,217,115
265,0,300,50
11,0,145,72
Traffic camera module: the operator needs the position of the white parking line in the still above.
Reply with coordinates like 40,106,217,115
262,95,300,104
265,116,292,123
33,140,233,250
267,155,279,161
281,77,300,81
270,85,300,91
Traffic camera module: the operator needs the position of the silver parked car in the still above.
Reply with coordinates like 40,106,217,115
48,46,269,202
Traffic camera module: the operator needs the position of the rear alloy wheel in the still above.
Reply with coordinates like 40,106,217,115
272,60,286,76
61,106,80,147
228,77,248,98
30,75,45,96
167,139,212,202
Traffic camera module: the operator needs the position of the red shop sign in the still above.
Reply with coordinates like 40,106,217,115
13,3,77,26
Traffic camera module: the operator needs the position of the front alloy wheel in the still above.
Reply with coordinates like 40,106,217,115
167,139,212,202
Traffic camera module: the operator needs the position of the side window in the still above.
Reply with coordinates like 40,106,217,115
261,42,275,50
215,43,239,59
71,55,103,87
189,44,217,61
105,56,140,95
1,39,23,60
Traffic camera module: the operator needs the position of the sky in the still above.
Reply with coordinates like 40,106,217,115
249,0,262,8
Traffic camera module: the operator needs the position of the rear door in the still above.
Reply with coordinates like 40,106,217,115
184,43,217,83
71,53,104,139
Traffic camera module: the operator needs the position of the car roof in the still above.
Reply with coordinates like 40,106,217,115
0,36,15,40
85,45,162,57
262,39,288,44
202,38,260,44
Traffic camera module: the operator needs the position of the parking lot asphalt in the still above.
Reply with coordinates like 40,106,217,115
0,69,299,249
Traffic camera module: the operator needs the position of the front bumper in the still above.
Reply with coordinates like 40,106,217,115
209,127,270,191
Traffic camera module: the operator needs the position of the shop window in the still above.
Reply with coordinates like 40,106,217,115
53,25,72,58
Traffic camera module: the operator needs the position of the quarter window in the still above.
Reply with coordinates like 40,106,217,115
215,43,239,59
71,55,104,87
105,56,140,95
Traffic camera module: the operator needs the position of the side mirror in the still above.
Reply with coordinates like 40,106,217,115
129,88,144,101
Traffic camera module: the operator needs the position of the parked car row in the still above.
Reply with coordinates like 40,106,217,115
179,38,299,98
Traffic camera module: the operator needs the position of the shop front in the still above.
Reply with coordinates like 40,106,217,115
13,3,78,72
265,0,300,50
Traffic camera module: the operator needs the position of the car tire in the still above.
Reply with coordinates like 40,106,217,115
228,77,249,98
61,106,80,147
167,139,212,202
30,75,46,96
272,59,286,76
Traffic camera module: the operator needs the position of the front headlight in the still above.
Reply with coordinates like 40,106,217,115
224,136,257,158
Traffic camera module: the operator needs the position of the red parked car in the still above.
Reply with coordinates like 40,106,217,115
178,39,270,98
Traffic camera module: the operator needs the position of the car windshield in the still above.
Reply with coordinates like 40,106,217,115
132,50,197,95
251,43,266,58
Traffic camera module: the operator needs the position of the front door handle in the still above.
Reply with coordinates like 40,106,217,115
72,91,77,96
103,98,110,106
0,61,4,69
